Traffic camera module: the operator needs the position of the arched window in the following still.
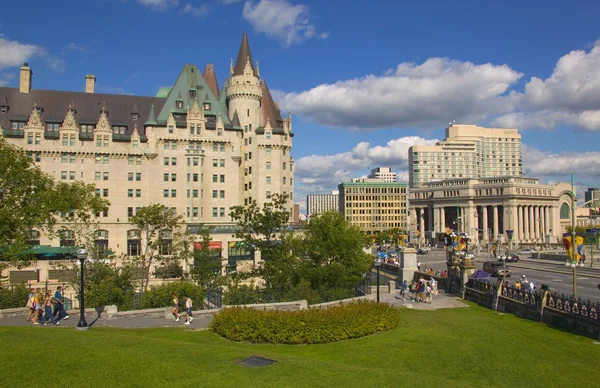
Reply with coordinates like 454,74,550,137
158,229,173,255
27,230,41,246
59,230,75,247
127,229,141,256
560,203,570,219
95,230,109,255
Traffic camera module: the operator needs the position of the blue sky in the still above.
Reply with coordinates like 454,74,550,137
1,0,600,210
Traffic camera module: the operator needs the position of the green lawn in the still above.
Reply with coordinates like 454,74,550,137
1,303,598,388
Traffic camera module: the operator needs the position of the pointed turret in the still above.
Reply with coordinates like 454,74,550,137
145,104,157,126
233,32,257,76
231,110,242,130
260,79,283,128
203,64,220,98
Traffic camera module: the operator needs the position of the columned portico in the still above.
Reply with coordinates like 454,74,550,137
482,206,489,242
492,205,499,241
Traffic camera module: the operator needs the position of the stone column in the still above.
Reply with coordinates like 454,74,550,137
482,206,489,243
517,205,523,242
399,247,418,284
440,207,446,232
428,205,434,238
511,204,519,245
493,205,499,241
529,205,534,242
419,208,425,244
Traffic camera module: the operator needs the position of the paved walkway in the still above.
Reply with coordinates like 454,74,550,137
0,312,213,329
365,290,468,310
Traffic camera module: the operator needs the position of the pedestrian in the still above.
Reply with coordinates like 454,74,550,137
400,280,408,301
409,281,416,301
172,294,180,322
53,286,69,320
426,283,432,304
529,281,535,293
41,291,59,326
33,288,42,325
430,277,438,296
417,261,421,271
25,288,35,322
184,297,194,325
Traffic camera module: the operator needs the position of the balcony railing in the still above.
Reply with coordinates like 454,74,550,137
79,132,94,141
112,133,131,142
44,131,60,140
2,129,25,138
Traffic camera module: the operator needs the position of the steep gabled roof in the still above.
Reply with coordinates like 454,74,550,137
203,64,219,99
233,32,257,76
259,79,283,129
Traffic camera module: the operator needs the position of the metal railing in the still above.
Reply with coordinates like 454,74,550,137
546,292,600,321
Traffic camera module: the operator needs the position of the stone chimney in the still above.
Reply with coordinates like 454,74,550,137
85,74,96,93
19,63,32,94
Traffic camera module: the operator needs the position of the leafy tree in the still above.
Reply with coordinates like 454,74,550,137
374,228,407,246
299,211,372,291
128,204,184,292
0,137,108,263
189,228,224,289
229,194,295,290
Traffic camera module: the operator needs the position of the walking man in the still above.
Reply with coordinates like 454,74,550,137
184,297,194,325
400,280,408,301
53,286,69,320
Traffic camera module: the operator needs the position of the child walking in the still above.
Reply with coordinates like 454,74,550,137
172,294,180,322
184,297,194,325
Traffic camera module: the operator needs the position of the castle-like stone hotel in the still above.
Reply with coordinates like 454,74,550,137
0,33,294,261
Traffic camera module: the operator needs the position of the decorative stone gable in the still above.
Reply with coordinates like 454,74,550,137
216,113,224,129
167,112,176,129
60,106,79,132
244,56,253,76
96,106,111,133
25,105,44,130
187,99,204,123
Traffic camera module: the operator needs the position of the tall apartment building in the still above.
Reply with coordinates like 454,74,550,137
368,167,397,182
0,33,294,260
408,124,522,188
338,180,408,234
585,188,600,207
307,191,339,215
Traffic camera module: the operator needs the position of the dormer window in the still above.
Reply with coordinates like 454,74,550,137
132,113,139,121
113,126,126,135
176,100,184,109
80,124,94,133
189,90,196,99
46,123,60,132
0,106,7,114
203,103,211,110
35,106,43,114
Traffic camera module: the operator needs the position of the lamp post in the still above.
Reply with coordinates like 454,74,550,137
567,172,577,299
374,260,382,303
76,248,89,330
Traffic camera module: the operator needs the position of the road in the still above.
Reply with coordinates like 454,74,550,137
414,250,600,302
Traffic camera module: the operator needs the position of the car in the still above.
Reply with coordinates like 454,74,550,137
499,254,519,262
483,261,511,277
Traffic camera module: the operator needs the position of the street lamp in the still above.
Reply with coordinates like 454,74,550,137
374,260,382,303
76,248,89,330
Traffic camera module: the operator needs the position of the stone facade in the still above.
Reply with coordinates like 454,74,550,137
408,176,573,245
0,33,294,262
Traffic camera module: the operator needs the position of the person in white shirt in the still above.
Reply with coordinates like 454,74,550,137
529,281,535,293
184,297,194,325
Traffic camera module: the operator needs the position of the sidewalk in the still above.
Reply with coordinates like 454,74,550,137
365,290,468,310
0,312,213,329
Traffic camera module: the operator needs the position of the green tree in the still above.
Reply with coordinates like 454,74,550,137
189,228,224,289
0,137,108,263
129,204,184,292
299,211,372,291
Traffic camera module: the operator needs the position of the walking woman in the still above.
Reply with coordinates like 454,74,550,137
184,297,194,325
32,288,42,325
41,291,59,326
172,294,180,322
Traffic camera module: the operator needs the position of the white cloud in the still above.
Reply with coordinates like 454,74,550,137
279,58,522,130
64,42,89,53
137,0,179,9
522,144,600,178
294,136,438,212
492,40,600,131
45,57,66,72
0,36,46,70
181,3,209,17
242,0,326,47
220,0,242,4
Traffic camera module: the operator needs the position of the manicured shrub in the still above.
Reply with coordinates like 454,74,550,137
211,300,401,344
0,284,30,309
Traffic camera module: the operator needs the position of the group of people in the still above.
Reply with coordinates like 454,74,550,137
400,277,438,304
171,294,194,325
513,275,536,293
25,286,69,326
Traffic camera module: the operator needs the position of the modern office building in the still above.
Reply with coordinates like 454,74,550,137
307,191,339,215
368,167,397,182
408,176,573,245
0,33,294,262
338,180,408,234
584,188,600,207
408,124,522,188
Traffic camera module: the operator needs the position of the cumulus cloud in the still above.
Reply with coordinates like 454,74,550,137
294,136,438,211
137,0,179,9
181,3,209,17
0,36,46,70
242,0,327,47
492,40,600,131
279,58,522,130
522,144,600,178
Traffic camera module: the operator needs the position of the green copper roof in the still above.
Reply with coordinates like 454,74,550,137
156,87,171,98
156,64,233,126
340,181,407,187
145,103,158,126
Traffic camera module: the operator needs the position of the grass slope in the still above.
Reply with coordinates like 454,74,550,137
0,304,598,388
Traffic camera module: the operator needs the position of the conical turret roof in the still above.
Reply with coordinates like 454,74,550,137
203,64,219,98
233,32,257,76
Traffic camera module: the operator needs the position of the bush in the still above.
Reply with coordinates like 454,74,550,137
0,284,30,309
141,281,205,310
211,300,401,344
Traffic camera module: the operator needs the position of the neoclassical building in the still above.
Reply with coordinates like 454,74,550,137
409,176,573,245
0,33,294,266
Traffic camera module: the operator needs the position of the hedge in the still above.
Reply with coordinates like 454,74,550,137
211,300,401,344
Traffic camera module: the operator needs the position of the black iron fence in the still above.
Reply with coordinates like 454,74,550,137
466,279,498,296
546,292,600,321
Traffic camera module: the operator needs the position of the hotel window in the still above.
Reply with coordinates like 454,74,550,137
103,189,109,197
193,158,198,166
266,191,271,199
212,174,217,183
103,172,109,181
192,207,198,217
266,161,271,170
103,136,109,147
266,146,271,155
95,188,100,196
266,176,271,184
220,144,225,152
164,142,170,150
283,177,287,185
104,156,109,164
266,132,271,140
193,173,198,182
219,159,225,167
113,126,126,135
136,173,141,181
69,171,75,180
192,189,198,198
27,134,33,144
220,175,225,183
213,190,218,198
96,172,102,181
283,149,286,156
96,156,102,164
132,140,139,148
171,142,177,150
171,173,177,182
128,173,133,181
220,190,225,199
164,173,169,182
70,155,76,163
213,159,218,167
128,189,133,198
217,128,222,136
136,189,141,198
249,136,252,144
61,171,67,180
220,208,225,217
164,157,169,166
171,157,177,166
163,189,169,198
168,125,174,134
283,162,286,170
212,208,218,217
212,144,218,152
